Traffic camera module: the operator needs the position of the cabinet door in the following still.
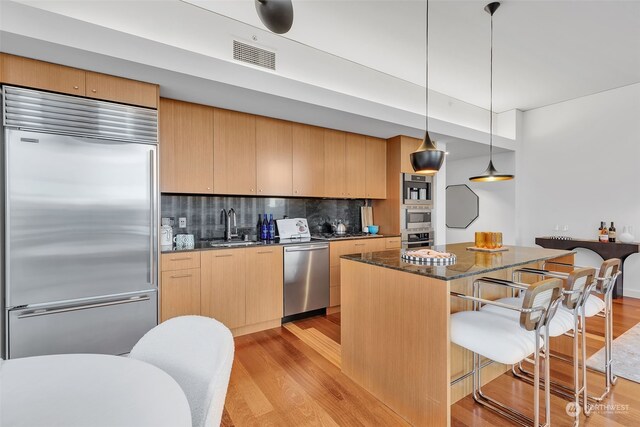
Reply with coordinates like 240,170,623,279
245,247,283,324
345,133,366,198
85,71,158,108
292,123,324,197
214,109,256,195
160,269,201,322
1,53,85,96
323,129,346,198
201,249,246,329
160,99,214,194
256,117,292,196
365,136,387,199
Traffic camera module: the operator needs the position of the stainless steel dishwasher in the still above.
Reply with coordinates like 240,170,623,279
283,242,330,319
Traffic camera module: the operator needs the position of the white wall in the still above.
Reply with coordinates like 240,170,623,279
518,83,640,298
445,152,516,245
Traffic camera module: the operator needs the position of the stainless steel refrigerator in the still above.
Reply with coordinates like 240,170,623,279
2,86,158,359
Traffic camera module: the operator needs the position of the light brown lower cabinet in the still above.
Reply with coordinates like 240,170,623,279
329,237,400,307
160,269,201,322
200,249,247,329
168,246,283,335
244,247,284,325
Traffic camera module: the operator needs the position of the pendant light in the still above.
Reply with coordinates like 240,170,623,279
410,0,445,174
469,2,514,182
255,0,294,34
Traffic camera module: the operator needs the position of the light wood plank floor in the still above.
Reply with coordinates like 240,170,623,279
222,297,640,426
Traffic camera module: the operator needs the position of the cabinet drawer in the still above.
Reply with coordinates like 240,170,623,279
385,238,402,249
1,53,85,96
161,252,201,271
161,269,201,321
85,71,158,108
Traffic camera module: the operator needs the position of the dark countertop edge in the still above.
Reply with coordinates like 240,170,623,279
341,247,576,281
161,234,402,254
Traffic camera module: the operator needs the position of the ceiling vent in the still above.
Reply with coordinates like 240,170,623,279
233,40,275,70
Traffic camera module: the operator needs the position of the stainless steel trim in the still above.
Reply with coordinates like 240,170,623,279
149,150,154,285
17,295,150,319
285,246,329,252
2,86,157,143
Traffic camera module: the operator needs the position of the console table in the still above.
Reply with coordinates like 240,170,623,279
535,237,640,298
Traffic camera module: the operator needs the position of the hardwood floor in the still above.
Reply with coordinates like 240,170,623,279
222,298,640,426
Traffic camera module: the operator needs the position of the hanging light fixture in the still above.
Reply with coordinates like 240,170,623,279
470,2,514,182
255,0,294,34
410,0,445,174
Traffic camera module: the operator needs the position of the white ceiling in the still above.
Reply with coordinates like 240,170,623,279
186,0,640,112
444,139,510,162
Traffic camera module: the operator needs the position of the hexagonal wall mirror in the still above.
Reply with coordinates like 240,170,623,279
446,185,479,229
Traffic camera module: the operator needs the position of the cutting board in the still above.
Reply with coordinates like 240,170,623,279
361,206,374,231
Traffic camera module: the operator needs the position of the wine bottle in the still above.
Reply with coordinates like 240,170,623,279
261,213,268,241
609,222,616,243
268,214,275,241
599,221,609,243
256,214,262,240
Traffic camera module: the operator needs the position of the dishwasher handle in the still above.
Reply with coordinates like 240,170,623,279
285,245,328,252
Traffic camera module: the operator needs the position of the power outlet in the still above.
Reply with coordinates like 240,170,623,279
178,217,187,228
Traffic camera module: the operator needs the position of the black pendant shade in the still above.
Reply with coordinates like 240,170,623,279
469,160,514,182
410,0,445,174
469,2,514,183
410,131,445,174
255,0,294,34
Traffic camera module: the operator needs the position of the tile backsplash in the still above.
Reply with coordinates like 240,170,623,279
161,194,367,240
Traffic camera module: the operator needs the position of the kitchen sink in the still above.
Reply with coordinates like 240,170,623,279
208,240,264,248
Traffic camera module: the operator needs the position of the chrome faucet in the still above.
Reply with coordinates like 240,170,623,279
220,208,238,241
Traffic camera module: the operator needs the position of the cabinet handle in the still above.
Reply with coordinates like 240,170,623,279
170,257,193,261
294,190,298,194
215,254,233,258
259,189,263,193
73,86,79,90
250,188,254,192
257,250,273,254
355,243,366,246
169,274,193,279
91,89,97,93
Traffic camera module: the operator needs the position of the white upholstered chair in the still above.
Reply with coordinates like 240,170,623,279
129,316,235,427
485,267,595,426
451,277,564,427
515,259,621,401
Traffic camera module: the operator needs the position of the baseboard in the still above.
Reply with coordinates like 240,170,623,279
231,319,281,337
327,306,341,315
622,289,640,299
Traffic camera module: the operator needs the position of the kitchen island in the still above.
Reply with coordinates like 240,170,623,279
340,243,574,427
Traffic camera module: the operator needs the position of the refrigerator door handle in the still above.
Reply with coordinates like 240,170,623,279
149,149,155,286
16,295,151,319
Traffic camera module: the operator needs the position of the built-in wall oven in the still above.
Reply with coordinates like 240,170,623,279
403,173,432,205
401,173,434,248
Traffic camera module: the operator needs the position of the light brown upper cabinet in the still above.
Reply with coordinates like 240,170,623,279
400,136,423,174
85,71,158,108
256,117,292,196
292,123,325,197
323,129,347,198
345,133,366,198
0,53,85,97
0,54,158,108
160,99,214,194
214,109,256,195
365,136,387,199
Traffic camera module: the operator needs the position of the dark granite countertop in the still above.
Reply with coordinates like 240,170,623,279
161,234,402,254
340,243,575,281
